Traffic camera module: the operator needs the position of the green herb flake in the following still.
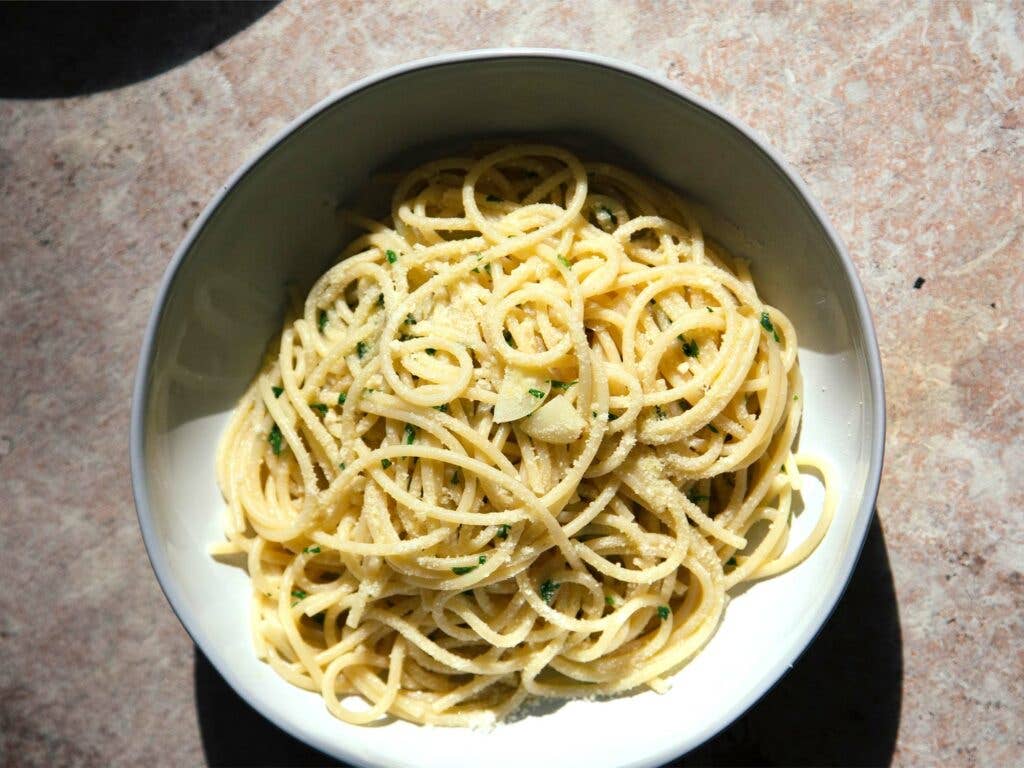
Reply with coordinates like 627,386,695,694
338,462,346,470
539,579,560,605
605,595,615,607
607,412,619,421
311,403,328,416
434,403,449,413
760,311,781,342
318,310,328,333
471,267,480,273
550,379,577,390
679,335,699,358
426,348,436,356
478,555,487,564
405,313,417,325
291,588,308,600
356,341,368,359
272,386,284,398
385,249,398,264
380,458,392,469
503,329,517,348
377,293,385,308
483,263,491,274
404,424,416,445
657,605,670,621
654,405,665,420
268,424,283,456
528,388,545,398
708,424,719,434
556,254,571,268
794,394,799,401
726,557,737,567
303,545,321,554
337,392,347,405
687,490,710,504
707,306,713,313
496,524,510,539
452,565,477,575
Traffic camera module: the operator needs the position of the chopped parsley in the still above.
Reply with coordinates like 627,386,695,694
380,458,392,469
272,386,284,398
605,595,615,607
707,306,713,313
484,263,491,274
291,588,308,600
433,403,449,413
657,605,670,621
654,404,665,419
338,462,345,470
404,424,416,445
793,394,799,401
356,340,368,358
539,579,560,605
503,329,517,348
311,403,328,416
550,379,577,390
687,490,710,504
726,557,737,567
708,424,719,434
303,545,321,554
337,392,347,405
478,555,487,564
385,249,398,264
496,524,510,539
405,313,417,325
426,348,436,356
377,293,385,308
318,310,328,333
528,388,545,398
760,311,781,342
556,254,571,268
452,565,477,575
607,412,619,421
268,424,283,455
678,335,699,358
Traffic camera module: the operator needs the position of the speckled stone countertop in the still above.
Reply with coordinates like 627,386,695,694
1,2,1021,766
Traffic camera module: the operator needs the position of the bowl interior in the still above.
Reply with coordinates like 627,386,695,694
134,53,882,768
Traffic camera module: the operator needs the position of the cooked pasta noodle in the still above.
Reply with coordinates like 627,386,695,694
213,144,835,727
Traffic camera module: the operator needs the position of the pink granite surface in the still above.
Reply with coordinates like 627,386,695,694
1,2,1021,767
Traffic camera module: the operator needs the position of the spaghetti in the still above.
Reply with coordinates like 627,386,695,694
213,144,835,726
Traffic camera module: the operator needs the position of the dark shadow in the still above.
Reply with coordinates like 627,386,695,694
0,1,277,99
671,512,902,767
194,651,345,768
194,514,900,768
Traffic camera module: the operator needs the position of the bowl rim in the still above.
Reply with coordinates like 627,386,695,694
130,47,886,768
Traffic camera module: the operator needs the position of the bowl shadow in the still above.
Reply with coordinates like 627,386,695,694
0,1,277,99
194,513,900,767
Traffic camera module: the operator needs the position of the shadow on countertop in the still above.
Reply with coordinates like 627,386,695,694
0,1,277,99
194,514,902,767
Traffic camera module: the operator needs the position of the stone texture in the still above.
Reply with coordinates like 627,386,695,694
1,2,1021,766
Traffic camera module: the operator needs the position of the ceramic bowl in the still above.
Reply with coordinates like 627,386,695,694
131,49,885,768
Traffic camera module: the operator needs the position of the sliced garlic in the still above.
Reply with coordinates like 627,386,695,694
521,394,587,443
493,368,551,423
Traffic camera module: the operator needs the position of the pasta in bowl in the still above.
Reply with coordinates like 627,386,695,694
213,144,835,727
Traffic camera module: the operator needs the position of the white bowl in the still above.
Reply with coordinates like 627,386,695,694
131,49,884,768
